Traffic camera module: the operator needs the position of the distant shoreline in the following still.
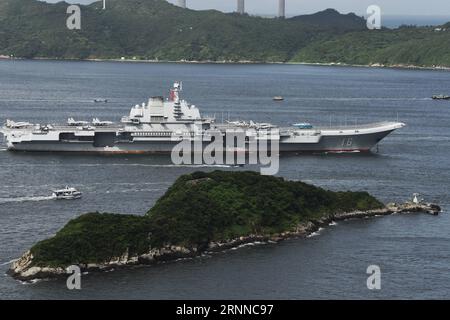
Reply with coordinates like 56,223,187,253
1,56,449,71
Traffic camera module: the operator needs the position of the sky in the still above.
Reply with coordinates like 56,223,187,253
43,0,450,17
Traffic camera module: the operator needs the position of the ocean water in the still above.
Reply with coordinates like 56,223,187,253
382,15,450,28
0,60,449,299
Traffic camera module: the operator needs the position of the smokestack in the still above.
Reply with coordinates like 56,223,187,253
177,0,186,8
278,0,285,18
237,0,245,14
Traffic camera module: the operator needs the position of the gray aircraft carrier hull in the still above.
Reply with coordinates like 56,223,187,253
6,130,394,153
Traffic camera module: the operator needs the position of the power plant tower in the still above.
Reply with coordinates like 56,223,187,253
177,0,186,8
237,0,245,14
278,0,286,18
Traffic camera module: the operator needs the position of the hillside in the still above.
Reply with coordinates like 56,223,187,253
293,26,450,67
0,0,363,61
10,171,384,280
0,0,449,67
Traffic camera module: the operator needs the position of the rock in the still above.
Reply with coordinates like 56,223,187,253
10,250,33,275
185,177,212,186
9,251,66,281
269,236,283,242
208,242,219,249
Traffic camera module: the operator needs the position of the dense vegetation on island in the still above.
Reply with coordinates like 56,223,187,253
0,0,449,67
29,171,383,268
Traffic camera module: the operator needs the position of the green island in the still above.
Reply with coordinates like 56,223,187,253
1,0,449,68
10,170,391,281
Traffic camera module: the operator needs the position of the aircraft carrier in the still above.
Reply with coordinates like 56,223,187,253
0,82,405,154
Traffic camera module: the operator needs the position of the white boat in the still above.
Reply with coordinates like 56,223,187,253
432,95,450,100
94,98,108,103
52,187,82,200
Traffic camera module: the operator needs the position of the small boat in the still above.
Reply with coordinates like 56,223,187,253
273,96,284,101
432,95,450,100
52,187,82,200
94,98,108,103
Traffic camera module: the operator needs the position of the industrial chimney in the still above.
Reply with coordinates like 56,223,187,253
278,0,285,18
177,0,186,8
237,0,245,14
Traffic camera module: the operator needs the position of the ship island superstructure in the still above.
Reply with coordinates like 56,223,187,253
0,82,405,153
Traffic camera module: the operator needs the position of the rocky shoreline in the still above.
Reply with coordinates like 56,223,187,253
8,202,441,282
289,61,450,71
1,56,449,71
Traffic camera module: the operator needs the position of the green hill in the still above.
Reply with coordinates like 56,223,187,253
0,0,363,61
14,171,382,277
0,0,449,67
293,27,450,67
289,8,365,29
